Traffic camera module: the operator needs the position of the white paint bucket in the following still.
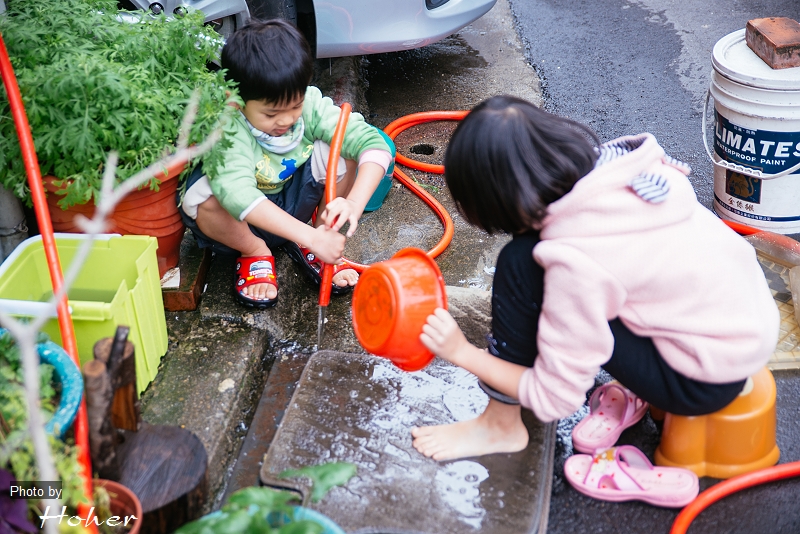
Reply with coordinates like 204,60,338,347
705,29,800,234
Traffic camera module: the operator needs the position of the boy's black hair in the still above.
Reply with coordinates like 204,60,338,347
221,19,313,104
444,95,600,234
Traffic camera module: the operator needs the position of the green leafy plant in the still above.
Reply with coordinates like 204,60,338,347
0,0,236,208
175,462,357,534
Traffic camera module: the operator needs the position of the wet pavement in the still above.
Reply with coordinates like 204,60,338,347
260,351,553,534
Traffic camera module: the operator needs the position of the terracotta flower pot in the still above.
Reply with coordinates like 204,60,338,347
44,159,187,278
94,479,143,534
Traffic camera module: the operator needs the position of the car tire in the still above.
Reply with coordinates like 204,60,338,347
245,0,297,24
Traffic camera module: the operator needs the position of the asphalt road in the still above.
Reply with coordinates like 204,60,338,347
508,0,800,208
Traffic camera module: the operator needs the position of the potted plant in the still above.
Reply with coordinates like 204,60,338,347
1,331,146,534
0,331,88,531
175,462,357,534
0,0,235,276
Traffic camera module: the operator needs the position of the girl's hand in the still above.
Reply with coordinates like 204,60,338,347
306,225,346,265
420,308,469,365
320,197,361,237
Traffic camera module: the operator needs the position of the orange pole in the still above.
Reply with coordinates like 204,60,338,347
318,103,351,307
0,34,96,528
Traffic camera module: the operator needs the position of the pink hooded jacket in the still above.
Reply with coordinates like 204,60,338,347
517,134,779,423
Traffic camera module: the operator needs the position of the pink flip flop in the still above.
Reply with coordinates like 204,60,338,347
564,446,699,508
571,382,648,454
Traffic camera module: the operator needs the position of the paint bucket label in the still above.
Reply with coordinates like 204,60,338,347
714,112,800,175
713,108,800,228
717,170,763,220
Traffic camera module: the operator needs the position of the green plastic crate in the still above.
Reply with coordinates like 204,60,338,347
0,234,167,393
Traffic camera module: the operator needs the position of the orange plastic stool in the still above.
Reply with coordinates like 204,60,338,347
654,367,780,479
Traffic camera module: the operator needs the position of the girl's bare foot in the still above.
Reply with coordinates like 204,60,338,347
411,399,529,461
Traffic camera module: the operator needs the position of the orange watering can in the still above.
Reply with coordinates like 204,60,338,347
351,247,447,371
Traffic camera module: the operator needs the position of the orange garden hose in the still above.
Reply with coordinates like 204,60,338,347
670,461,800,534
0,34,97,528
341,110,465,273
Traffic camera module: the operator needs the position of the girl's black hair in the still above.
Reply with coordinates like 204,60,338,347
444,95,600,234
221,19,313,104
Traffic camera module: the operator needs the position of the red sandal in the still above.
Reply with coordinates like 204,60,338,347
235,255,278,309
280,241,355,295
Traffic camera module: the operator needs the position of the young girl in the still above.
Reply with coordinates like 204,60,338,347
411,95,779,462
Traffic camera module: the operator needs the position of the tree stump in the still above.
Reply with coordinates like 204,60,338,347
86,328,208,533
117,423,207,533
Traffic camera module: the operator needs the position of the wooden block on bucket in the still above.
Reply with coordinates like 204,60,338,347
746,17,800,69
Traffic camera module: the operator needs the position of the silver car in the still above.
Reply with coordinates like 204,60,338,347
120,0,497,58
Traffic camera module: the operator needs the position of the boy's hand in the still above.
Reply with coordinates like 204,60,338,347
420,308,469,365
306,225,347,265
320,198,361,237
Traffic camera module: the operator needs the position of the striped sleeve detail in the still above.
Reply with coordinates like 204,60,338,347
630,173,670,203
662,154,692,175
594,134,650,167
595,144,626,166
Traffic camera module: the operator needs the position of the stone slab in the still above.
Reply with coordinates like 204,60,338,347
222,285,495,500
260,350,554,534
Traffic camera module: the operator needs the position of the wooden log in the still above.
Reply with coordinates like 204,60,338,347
82,359,119,481
92,326,207,532
93,329,140,431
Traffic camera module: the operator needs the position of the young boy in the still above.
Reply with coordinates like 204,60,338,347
179,19,393,308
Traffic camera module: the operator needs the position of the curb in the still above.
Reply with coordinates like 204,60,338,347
313,56,369,114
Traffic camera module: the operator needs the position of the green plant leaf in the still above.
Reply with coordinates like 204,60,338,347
0,333,87,515
279,462,357,503
173,508,255,534
225,486,297,511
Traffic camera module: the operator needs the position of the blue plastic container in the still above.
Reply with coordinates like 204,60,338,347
0,328,83,439
364,128,396,213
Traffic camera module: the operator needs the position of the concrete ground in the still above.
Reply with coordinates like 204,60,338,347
137,0,800,532
140,0,539,518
